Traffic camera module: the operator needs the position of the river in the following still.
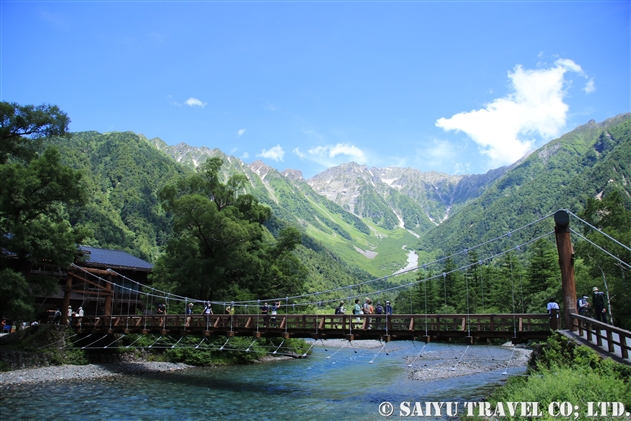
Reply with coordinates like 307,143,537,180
0,341,527,420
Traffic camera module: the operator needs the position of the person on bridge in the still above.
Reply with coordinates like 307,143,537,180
201,302,213,327
363,298,374,329
385,301,393,315
546,298,560,319
261,302,269,326
334,301,345,329
374,302,383,328
76,306,84,327
157,303,166,327
335,301,345,315
185,303,194,327
577,295,590,316
592,287,607,324
271,301,280,327
53,309,61,325
353,299,362,328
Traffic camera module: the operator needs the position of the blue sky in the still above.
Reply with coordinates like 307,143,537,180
3,1,629,179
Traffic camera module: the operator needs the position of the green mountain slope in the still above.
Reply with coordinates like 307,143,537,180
46,131,374,298
417,113,631,260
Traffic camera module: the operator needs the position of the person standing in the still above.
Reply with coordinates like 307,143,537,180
53,309,61,325
76,306,84,327
334,301,345,329
353,299,362,328
185,303,194,327
546,298,560,328
592,287,607,324
67,305,73,325
271,301,280,327
156,303,166,328
335,301,345,315
374,302,383,329
546,298,559,314
261,302,269,326
385,301,393,315
577,295,590,316
202,302,213,326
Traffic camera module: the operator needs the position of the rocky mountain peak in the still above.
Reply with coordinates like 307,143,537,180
281,169,304,182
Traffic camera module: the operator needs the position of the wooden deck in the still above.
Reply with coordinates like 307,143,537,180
71,312,554,343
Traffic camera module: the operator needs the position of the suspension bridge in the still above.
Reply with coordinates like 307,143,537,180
49,210,630,362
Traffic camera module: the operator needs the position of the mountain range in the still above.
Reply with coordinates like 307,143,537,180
48,113,631,289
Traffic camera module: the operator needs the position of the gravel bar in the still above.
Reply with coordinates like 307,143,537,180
0,362,192,386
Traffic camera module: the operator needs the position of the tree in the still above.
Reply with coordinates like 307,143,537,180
0,101,70,164
575,191,631,328
152,158,306,303
0,102,87,320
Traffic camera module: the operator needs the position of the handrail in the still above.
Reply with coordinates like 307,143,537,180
570,313,631,360
68,312,554,342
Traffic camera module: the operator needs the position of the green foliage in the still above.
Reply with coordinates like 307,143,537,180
575,190,631,329
467,333,631,421
0,102,88,320
0,101,70,164
152,158,307,302
45,130,190,262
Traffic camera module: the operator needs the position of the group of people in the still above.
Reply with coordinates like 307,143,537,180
337,297,392,329
547,286,608,324
260,301,281,326
51,305,84,325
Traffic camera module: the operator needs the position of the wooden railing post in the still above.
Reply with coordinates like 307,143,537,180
550,309,559,330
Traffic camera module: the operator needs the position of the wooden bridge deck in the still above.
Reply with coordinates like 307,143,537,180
71,313,554,343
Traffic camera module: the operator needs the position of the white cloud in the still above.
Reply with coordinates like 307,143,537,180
185,97,206,107
584,78,596,94
311,143,366,162
257,145,285,162
436,59,586,167
293,143,367,168
293,148,307,159
241,152,249,159
237,129,246,137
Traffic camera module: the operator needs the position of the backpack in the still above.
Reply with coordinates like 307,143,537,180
335,306,342,315
375,305,383,314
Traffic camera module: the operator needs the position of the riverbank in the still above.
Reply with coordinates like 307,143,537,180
0,361,193,386
408,346,531,380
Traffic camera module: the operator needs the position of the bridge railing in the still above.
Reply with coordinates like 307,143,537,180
73,312,553,339
570,313,631,360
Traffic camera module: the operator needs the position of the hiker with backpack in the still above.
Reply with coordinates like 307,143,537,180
53,308,61,325
374,302,383,328
335,302,345,315
592,287,607,324
577,295,590,316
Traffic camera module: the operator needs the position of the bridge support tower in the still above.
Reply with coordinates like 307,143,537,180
554,210,578,331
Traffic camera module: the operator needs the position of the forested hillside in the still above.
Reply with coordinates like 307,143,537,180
45,131,373,301
3,100,630,327
417,114,631,260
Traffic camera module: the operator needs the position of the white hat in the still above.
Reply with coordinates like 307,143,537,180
593,287,599,291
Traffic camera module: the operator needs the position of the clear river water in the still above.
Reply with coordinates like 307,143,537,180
0,341,526,421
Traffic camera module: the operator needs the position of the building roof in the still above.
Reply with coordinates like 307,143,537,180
78,246,153,271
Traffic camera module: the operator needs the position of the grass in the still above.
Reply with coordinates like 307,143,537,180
464,333,631,421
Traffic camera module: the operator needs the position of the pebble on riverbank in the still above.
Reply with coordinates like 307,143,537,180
407,347,532,380
0,362,192,387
